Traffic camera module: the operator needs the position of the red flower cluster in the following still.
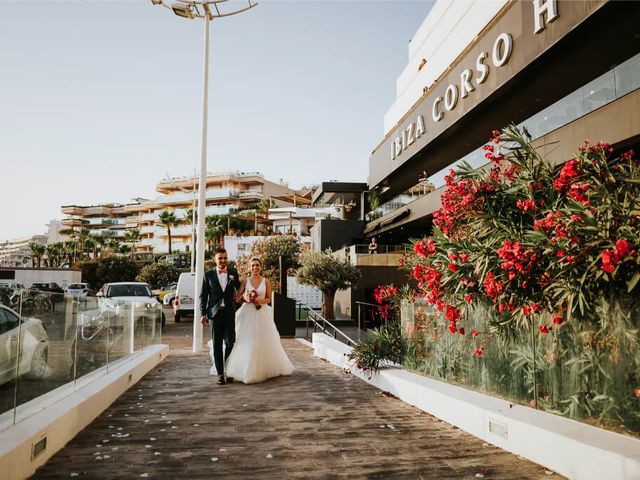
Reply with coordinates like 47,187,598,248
533,212,562,234
497,240,538,280
483,272,504,299
601,239,633,273
413,239,436,258
516,198,537,213
373,285,398,304
433,170,480,237
553,159,581,192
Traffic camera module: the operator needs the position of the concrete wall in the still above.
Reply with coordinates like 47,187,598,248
0,268,82,288
310,219,365,253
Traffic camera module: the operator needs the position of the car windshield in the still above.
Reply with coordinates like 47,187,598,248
108,284,152,297
68,284,85,289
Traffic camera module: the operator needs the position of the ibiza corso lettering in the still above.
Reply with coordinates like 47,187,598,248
390,0,559,162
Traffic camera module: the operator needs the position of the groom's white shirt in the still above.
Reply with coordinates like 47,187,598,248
217,269,227,307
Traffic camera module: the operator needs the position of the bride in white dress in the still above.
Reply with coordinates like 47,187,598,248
225,257,294,384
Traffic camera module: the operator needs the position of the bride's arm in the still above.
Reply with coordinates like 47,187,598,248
262,279,272,305
236,278,247,303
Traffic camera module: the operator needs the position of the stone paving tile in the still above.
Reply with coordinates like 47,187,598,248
32,314,559,479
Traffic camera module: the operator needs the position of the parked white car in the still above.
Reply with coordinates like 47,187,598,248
173,273,195,323
96,282,165,328
0,305,49,386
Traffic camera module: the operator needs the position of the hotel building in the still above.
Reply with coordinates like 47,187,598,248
365,0,640,244
61,171,305,254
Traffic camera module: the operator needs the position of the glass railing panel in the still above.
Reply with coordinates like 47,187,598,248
0,287,21,428
73,298,114,379
402,301,531,405
13,292,79,424
401,300,640,438
534,305,640,438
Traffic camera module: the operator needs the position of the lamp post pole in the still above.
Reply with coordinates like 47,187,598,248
150,0,257,353
193,13,210,352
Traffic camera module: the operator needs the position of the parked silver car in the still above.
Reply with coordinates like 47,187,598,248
0,305,49,385
65,283,94,297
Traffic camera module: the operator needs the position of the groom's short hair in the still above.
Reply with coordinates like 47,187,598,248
214,247,227,256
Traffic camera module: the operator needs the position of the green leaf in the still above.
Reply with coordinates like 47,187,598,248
627,272,640,293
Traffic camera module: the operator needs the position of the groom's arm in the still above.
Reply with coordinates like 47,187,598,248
199,273,209,324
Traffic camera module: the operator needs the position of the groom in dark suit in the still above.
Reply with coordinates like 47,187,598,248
199,247,241,385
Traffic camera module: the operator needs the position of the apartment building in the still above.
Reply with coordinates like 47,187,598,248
0,235,47,268
61,171,305,254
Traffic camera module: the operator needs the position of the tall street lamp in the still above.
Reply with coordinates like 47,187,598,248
150,0,257,352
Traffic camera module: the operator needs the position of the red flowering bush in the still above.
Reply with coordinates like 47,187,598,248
403,125,640,349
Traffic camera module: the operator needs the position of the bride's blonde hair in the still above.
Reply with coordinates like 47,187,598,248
250,256,262,267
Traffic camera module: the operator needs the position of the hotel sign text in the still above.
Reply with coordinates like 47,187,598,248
389,0,559,162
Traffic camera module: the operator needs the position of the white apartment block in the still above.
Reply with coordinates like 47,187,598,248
61,171,308,254
0,235,47,268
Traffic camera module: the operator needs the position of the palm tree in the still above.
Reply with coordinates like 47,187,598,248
106,239,120,254
29,242,45,268
45,243,63,268
183,208,197,225
85,236,96,259
64,240,76,265
205,215,226,252
255,197,274,234
124,228,141,256
158,210,179,254
94,234,106,258
78,228,90,257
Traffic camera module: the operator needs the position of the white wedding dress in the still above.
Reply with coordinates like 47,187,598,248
223,277,294,384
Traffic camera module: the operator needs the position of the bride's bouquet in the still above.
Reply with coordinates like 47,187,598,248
245,289,262,310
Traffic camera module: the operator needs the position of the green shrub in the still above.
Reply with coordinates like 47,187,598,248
136,262,180,289
77,255,139,290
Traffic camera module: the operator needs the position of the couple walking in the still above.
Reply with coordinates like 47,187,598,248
199,248,294,385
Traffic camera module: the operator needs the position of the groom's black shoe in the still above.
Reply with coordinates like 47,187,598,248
217,375,226,385
225,376,234,384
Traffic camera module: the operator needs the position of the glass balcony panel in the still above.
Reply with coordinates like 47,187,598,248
580,70,616,116
614,51,640,98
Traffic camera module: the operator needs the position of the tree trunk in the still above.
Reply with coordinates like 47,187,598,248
168,227,172,254
322,290,336,319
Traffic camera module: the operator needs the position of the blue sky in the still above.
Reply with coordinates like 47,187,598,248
0,0,432,241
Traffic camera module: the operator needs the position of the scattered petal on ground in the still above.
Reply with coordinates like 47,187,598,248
140,474,149,478
211,457,218,462
266,453,273,459
475,475,484,479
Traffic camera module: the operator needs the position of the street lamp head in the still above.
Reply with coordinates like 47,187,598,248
171,1,196,19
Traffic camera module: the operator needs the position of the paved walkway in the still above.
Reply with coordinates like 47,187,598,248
33,312,556,479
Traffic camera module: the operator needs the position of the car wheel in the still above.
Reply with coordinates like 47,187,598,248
175,311,181,323
26,342,48,379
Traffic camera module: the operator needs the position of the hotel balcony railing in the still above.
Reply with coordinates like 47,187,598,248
334,244,406,267
238,190,263,199
365,51,640,225
157,189,239,205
